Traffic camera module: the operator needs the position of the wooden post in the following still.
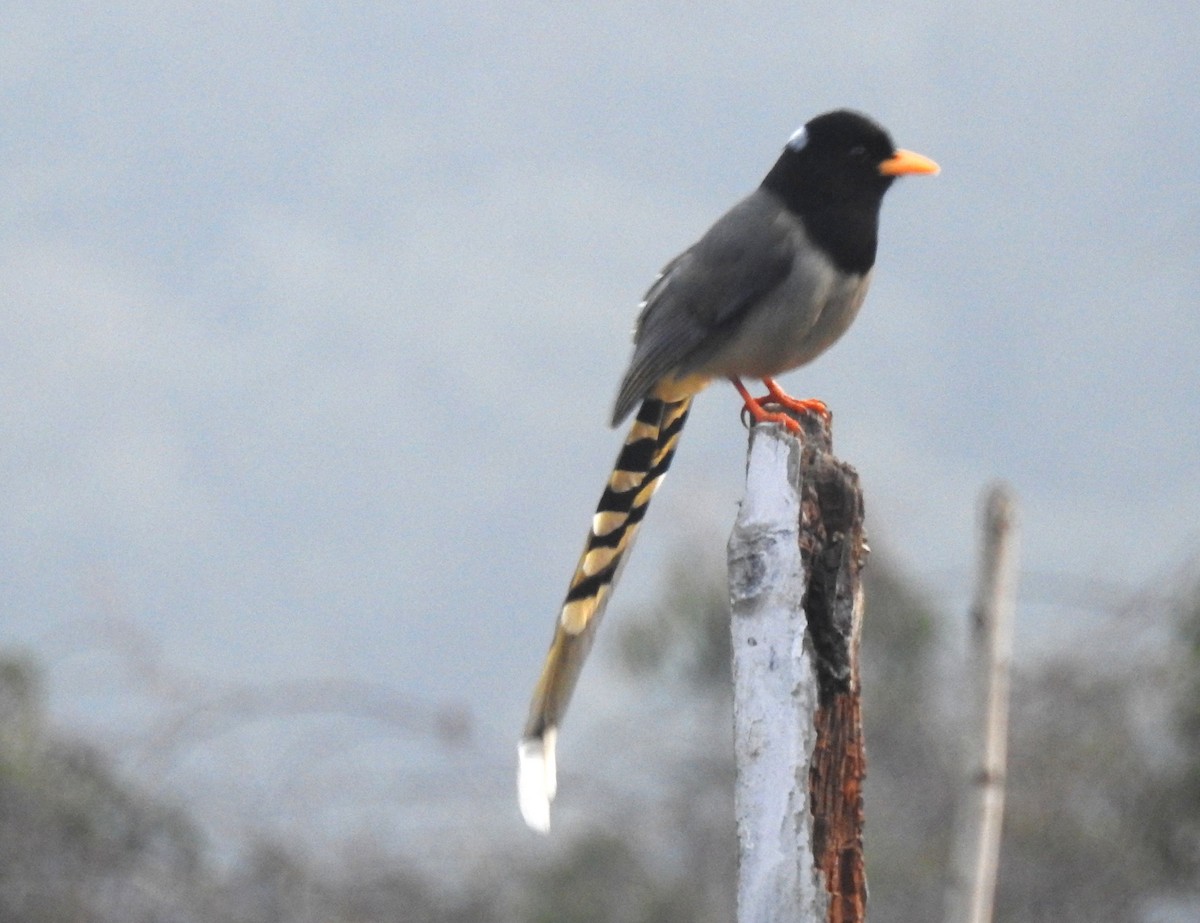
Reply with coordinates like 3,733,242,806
942,484,1018,923
728,414,869,923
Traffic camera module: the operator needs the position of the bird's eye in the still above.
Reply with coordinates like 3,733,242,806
848,145,867,159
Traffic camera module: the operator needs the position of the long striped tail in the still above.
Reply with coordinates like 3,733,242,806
518,396,692,832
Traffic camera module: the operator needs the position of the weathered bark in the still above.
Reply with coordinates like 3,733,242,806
729,412,868,923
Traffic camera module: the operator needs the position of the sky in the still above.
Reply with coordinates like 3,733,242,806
3,1,1199,844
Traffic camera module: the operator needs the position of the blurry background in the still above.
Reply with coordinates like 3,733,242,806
2,3,1199,921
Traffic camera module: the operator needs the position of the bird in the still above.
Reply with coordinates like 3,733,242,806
518,109,938,832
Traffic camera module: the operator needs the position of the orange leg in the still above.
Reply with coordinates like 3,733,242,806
760,377,830,422
731,377,803,433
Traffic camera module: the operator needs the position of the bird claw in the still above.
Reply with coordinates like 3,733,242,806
733,377,831,432
760,378,831,422
740,402,803,433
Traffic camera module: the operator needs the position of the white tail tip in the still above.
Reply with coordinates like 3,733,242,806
517,727,557,833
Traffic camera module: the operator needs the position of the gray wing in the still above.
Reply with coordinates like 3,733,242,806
610,192,795,425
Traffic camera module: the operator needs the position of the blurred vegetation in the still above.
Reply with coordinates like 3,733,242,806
2,549,1199,921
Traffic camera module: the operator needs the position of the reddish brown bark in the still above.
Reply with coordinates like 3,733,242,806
812,693,867,923
796,411,869,922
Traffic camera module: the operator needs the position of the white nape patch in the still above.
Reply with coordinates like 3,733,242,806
518,728,557,834
786,125,808,151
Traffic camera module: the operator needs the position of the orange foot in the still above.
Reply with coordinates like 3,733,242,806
730,377,831,433
760,377,830,422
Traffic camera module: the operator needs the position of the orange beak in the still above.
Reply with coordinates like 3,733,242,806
879,148,940,176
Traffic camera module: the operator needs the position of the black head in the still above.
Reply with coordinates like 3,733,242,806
761,109,938,273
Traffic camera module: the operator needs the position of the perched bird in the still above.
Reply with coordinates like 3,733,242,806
518,109,938,832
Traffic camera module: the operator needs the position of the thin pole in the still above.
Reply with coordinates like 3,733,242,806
943,484,1018,923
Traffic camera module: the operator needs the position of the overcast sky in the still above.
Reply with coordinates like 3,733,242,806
3,2,1199,838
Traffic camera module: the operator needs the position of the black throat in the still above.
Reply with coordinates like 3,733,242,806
789,199,880,277
761,151,890,277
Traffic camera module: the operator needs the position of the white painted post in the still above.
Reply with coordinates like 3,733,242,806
728,424,824,923
728,416,869,923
